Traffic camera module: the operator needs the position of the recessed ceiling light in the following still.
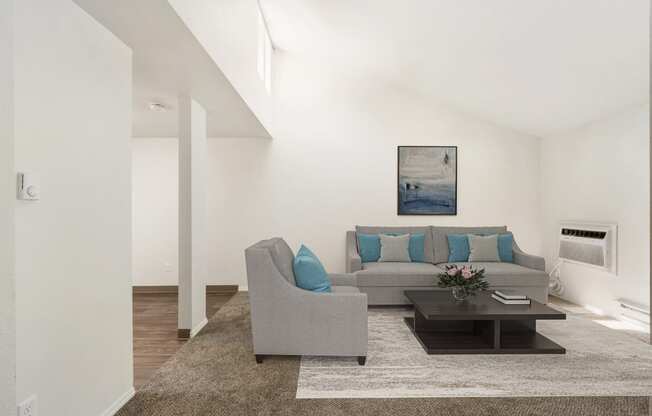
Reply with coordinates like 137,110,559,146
148,102,168,112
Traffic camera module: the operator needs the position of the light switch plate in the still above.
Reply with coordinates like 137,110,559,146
17,395,37,416
17,172,39,201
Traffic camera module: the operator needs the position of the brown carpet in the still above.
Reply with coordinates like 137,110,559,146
117,293,649,416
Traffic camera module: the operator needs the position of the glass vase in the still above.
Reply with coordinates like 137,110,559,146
451,286,469,302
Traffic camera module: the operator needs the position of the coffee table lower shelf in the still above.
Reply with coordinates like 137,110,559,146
404,317,566,355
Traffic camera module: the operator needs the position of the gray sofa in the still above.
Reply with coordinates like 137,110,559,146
346,226,548,305
245,238,368,365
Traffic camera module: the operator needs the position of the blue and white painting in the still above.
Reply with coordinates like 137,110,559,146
398,146,457,215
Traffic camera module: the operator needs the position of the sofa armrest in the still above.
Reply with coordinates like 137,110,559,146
329,273,358,287
513,247,545,271
346,231,362,273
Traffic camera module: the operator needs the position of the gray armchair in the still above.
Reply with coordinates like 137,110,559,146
244,238,368,365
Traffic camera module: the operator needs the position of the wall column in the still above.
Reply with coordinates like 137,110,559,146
178,96,208,337
0,0,15,412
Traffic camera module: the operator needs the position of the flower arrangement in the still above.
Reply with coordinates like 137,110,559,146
437,265,489,300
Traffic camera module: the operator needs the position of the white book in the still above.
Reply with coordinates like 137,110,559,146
492,294,531,305
494,290,527,300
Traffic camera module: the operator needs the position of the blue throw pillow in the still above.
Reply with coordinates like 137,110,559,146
498,233,514,263
447,234,470,262
357,234,381,263
293,245,331,293
408,233,425,262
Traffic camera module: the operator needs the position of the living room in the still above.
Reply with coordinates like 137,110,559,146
2,0,651,415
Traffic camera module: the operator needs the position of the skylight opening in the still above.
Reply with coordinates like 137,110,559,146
256,6,273,95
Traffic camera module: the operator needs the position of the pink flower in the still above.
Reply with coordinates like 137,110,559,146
447,266,458,276
462,268,473,279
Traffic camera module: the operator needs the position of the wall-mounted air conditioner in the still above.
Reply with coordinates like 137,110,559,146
558,222,617,275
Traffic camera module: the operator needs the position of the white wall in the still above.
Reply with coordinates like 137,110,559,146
14,1,134,415
541,104,650,318
132,88,543,289
132,139,178,286
0,0,16,413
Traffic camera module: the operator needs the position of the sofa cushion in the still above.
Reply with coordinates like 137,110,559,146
432,226,507,264
498,233,514,262
435,262,548,287
468,234,500,262
447,234,470,262
356,262,439,287
357,233,381,263
293,245,331,293
379,234,411,262
356,226,434,263
331,286,360,294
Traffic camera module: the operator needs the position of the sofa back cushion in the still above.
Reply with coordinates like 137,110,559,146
431,226,507,264
293,245,332,293
256,238,296,285
356,226,433,263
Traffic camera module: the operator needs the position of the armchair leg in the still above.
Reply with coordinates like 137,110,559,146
255,354,264,364
357,356,366,366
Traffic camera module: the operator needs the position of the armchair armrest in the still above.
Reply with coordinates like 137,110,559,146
346,231,362,273
513,247,545,271
328,273,358,287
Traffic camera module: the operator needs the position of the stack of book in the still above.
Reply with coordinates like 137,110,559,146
491,290,531,305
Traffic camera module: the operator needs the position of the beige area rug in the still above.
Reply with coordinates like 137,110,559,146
116,293,649,416
297,306,652,398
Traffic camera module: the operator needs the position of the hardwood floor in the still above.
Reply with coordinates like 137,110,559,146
132,292,234,389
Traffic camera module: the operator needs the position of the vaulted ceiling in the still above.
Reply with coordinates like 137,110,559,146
260,0,649,136
77,0,648,138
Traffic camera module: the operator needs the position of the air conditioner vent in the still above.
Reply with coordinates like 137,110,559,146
561,228,607,239
558,222,617,274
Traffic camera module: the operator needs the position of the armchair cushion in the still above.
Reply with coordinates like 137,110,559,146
293,245,331,293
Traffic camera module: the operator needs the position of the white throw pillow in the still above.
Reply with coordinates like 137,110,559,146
379,234,411,262
468,234,500,262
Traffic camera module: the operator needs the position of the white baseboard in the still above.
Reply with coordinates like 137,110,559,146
100,387,135,416
190,317,208,337
239,285,248,292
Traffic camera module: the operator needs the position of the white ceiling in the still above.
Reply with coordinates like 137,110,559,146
261,0,650,136
74,0,270,138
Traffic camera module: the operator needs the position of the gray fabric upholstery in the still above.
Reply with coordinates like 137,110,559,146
431,226,507,264
328,273,358,286
435,262,548,287
245,239,368,358
468,234,500,262
513,244,546,271
331,286,360,294
356,226,434,263
347,227,548,305
358,262,439,287
379,234,411,262
346,231,362,273
254,238,296,285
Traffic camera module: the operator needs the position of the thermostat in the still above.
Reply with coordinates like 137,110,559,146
17,172,39,201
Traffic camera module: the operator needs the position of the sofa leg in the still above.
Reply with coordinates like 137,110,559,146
357,356,366,366
255,354,264,364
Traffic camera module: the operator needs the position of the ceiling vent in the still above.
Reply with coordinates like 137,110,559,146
558,222,617,274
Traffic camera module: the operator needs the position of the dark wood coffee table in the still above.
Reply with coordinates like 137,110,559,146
404,291,566,354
